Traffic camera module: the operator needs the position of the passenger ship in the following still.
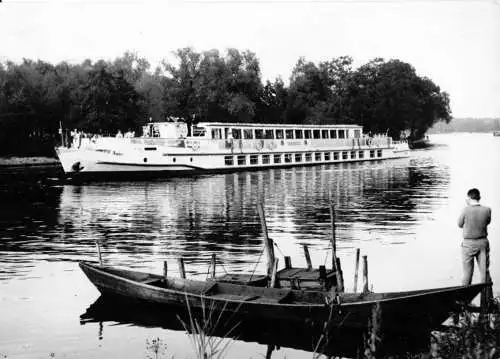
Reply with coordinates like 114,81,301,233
55,121,409,178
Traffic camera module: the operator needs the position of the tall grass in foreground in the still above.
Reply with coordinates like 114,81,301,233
178,295,241,359
146,337,171,359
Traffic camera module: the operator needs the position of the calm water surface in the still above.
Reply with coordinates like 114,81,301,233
0,133,499,358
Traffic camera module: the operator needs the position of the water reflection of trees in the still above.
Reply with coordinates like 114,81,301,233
0,158,449,273
0,181,62,249
0,171,64,279
53,158,449,268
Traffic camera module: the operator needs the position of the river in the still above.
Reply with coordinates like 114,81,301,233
0,133,498,358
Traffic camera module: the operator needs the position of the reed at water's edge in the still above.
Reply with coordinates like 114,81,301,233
140,297,500,359
360,298,500,359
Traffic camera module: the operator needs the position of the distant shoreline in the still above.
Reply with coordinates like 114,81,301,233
429,117,500,134
0,156,60,167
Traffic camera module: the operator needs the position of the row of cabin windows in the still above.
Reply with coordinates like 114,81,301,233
224,149,382,166
210,128,361,140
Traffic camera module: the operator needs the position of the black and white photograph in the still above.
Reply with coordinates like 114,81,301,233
0,0,499,357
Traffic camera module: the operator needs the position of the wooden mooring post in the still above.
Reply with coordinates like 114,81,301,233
257,203,275,276
177,258,186,279
95,240,103,266
265,344,275,359
284,256,292,269
319,265,326,281
336,257,344,290
270,258,279,288
330,203,337,264
163,261,168,281
362,255,369,293
330,204,344,292
210,254,216,279
480,261,493,314
303,245,312,270
353,248,360,293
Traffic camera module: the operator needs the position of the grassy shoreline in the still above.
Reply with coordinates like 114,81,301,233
0,156,59,167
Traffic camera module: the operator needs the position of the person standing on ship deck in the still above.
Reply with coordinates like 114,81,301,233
227,131,234,153
458,188,492,286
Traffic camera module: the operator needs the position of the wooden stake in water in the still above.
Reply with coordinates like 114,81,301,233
480,258,492,314
330,204,337,260
336,257,345,292
257,203,275,276
163,261,168,281
330,203,344,292
353,248,360,293
265,344,275,359
319,265,326,283
362,255,369,293
270,258,279,288
177,258,186,279
303,245,312,270
95,240,103,266
210,254,216,279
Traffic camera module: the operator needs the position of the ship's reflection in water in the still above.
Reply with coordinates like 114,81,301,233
54,157,445,276
80,296,430,358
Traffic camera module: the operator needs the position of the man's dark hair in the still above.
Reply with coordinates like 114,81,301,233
467,188,481,201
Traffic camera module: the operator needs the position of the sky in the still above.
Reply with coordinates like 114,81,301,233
1,0,499,118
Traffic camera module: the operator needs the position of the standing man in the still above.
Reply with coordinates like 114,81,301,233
458,188,492,286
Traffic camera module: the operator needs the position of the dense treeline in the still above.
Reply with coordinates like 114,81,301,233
0,49,451,156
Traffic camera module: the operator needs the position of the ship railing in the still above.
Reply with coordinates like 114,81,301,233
129,138,187,147
75,137,189,149
392,139,409,150
72,135,397,152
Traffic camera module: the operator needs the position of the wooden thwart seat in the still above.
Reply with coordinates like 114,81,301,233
276,267,337,291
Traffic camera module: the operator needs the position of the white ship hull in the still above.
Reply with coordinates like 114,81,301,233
56,136,409,179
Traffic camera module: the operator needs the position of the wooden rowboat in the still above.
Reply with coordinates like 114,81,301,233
79,261,486,333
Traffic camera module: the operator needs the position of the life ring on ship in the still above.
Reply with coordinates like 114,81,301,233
192,141,200,151
255,140,264,151
71,161,84,172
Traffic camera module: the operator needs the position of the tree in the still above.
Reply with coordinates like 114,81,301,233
136,69,165,123
79,62,142,133
287,57,330,124
162,47,203,127
223,49,261,122
286,56,353,124
162,48,264,125
257,77,288,123
342,59,451,139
